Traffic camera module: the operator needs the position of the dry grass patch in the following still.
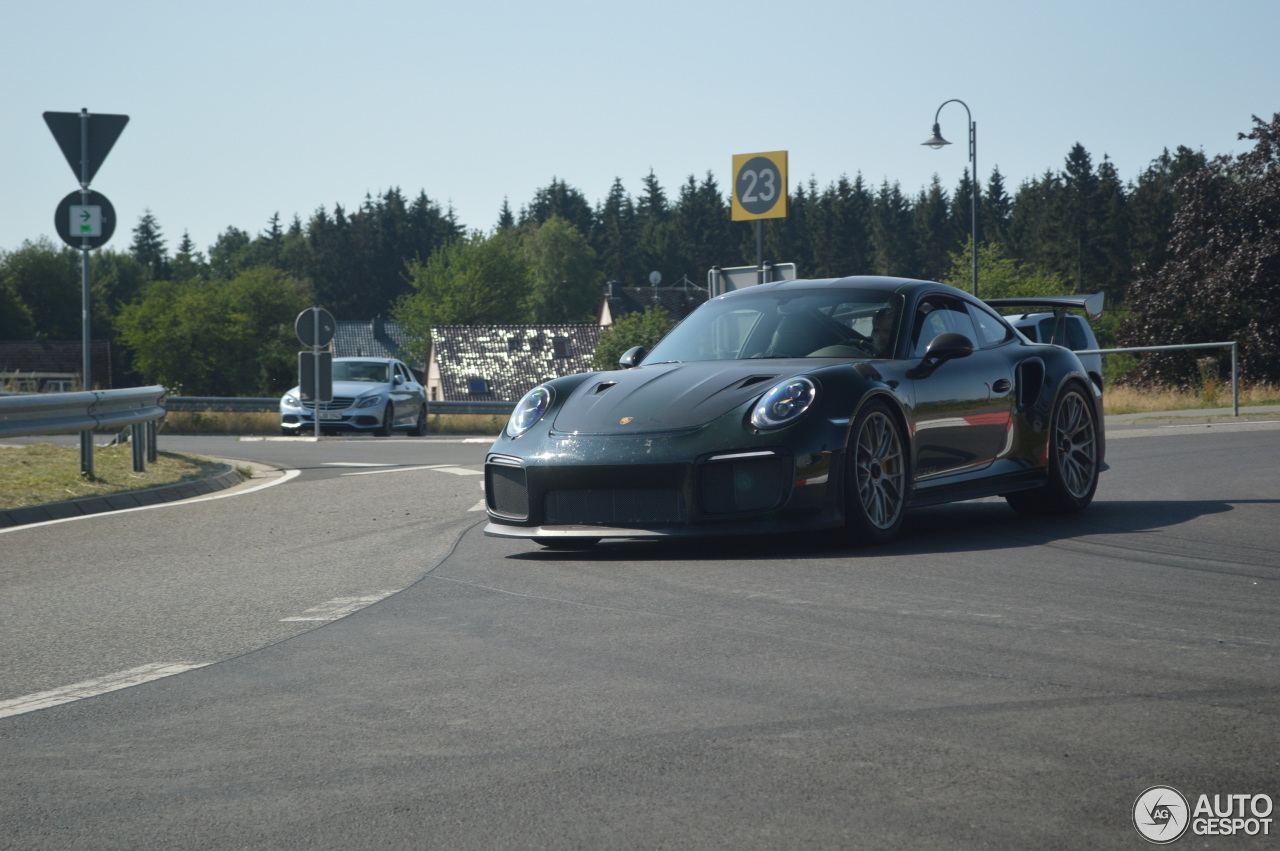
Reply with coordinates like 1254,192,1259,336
1103,383,1280,416
0,443,226,510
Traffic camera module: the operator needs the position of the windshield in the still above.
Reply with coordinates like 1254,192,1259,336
333,361,390,383
644,287,904,363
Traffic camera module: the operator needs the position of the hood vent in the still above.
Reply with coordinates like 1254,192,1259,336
735,375,777,390
592,381,617,395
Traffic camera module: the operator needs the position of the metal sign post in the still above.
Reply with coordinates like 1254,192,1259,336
45,109,129,477
295,307,336,439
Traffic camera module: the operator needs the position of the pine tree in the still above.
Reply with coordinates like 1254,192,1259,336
982,166,1012,247
913,175,955,281
594,178,639,283
130,210,170,280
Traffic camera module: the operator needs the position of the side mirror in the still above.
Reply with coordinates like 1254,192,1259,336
393,374,405,386
922,332,974,365
619,346,646,369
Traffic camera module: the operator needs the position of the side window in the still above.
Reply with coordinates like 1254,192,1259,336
968,303,1014,348
1036,317,1090,351
1066,317,1090,351
911,297,980,358
1037,317,1062,346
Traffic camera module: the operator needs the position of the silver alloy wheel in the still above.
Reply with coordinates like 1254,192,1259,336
1054,389,1097,499
854,409,906,530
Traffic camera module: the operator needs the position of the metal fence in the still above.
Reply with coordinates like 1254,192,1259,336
1078,341,1239,416
0,385,167,473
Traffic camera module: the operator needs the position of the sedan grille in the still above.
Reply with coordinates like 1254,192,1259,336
544,489,685,526
314,396,356,412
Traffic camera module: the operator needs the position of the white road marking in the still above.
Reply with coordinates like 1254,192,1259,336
338,464,482,477
280,591,397,622
0,467,302,535
469,500,487,512
1108,420,1280,439
339,464,452,476
0,662,212,720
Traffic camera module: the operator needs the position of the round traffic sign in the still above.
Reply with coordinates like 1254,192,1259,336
735,156,782,216
295,307,336,347
731,151,788,221
54,190,116,250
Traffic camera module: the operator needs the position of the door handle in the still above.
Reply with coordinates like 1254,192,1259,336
992,378,1012,394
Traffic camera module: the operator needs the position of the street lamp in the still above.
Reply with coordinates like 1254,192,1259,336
922,99,977,298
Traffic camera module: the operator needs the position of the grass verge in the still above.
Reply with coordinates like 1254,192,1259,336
0,444,227,511
1103,383,1279,415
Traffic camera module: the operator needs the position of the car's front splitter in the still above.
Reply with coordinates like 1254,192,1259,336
483,507,845,541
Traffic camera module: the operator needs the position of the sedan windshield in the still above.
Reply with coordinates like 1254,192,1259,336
333,361,390,383
644,288,904,363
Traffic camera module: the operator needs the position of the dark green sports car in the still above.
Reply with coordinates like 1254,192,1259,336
484,276,1105,549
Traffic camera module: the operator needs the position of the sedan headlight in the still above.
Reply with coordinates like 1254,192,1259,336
356,395,384,409
751,377,818,430
507,385,554,438
283,393,300,407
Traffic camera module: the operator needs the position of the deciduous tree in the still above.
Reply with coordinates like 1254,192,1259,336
1122,113,1280,385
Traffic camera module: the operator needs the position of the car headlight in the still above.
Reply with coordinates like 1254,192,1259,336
507,385,554,438
356,395,384,409
751,377,817,430
283,393,300,407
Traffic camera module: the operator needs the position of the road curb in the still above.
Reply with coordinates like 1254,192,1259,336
0,464,244,530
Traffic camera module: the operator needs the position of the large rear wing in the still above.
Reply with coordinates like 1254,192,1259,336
983,292,1105,321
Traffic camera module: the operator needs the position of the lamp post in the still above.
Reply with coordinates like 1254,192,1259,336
922,99,977,298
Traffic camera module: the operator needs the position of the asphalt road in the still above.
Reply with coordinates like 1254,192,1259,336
0,423,1277,849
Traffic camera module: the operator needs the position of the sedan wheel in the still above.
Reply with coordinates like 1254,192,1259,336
410,404,428,436
376,402,394,437
1007,384,1099,515
845,400,908,543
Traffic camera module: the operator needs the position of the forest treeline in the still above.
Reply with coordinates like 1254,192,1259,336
2,113,1277,395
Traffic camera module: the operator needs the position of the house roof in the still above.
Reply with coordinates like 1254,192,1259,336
0,340,112,389
599,283,708,326
332,318,420,366
429,324,602,402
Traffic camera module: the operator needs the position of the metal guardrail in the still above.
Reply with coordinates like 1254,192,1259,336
167,396,280,412
167,397,516,415
0,385,167,474
0,385,168,438
1078,341,1239,416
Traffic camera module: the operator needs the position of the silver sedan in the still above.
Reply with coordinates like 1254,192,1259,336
280,357,427,436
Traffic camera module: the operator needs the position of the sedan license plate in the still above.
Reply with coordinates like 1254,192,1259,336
319,412,342,420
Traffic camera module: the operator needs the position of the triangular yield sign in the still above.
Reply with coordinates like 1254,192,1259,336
43,110,129,185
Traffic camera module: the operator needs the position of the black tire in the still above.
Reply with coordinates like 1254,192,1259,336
410,404,428,436
376,402,394,437
845,399,909,543
533,537,601,549
1007,383,1100,515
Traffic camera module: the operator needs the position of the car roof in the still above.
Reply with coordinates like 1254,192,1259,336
716,275,964,300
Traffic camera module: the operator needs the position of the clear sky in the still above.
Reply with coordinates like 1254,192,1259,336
3,0,1276,265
